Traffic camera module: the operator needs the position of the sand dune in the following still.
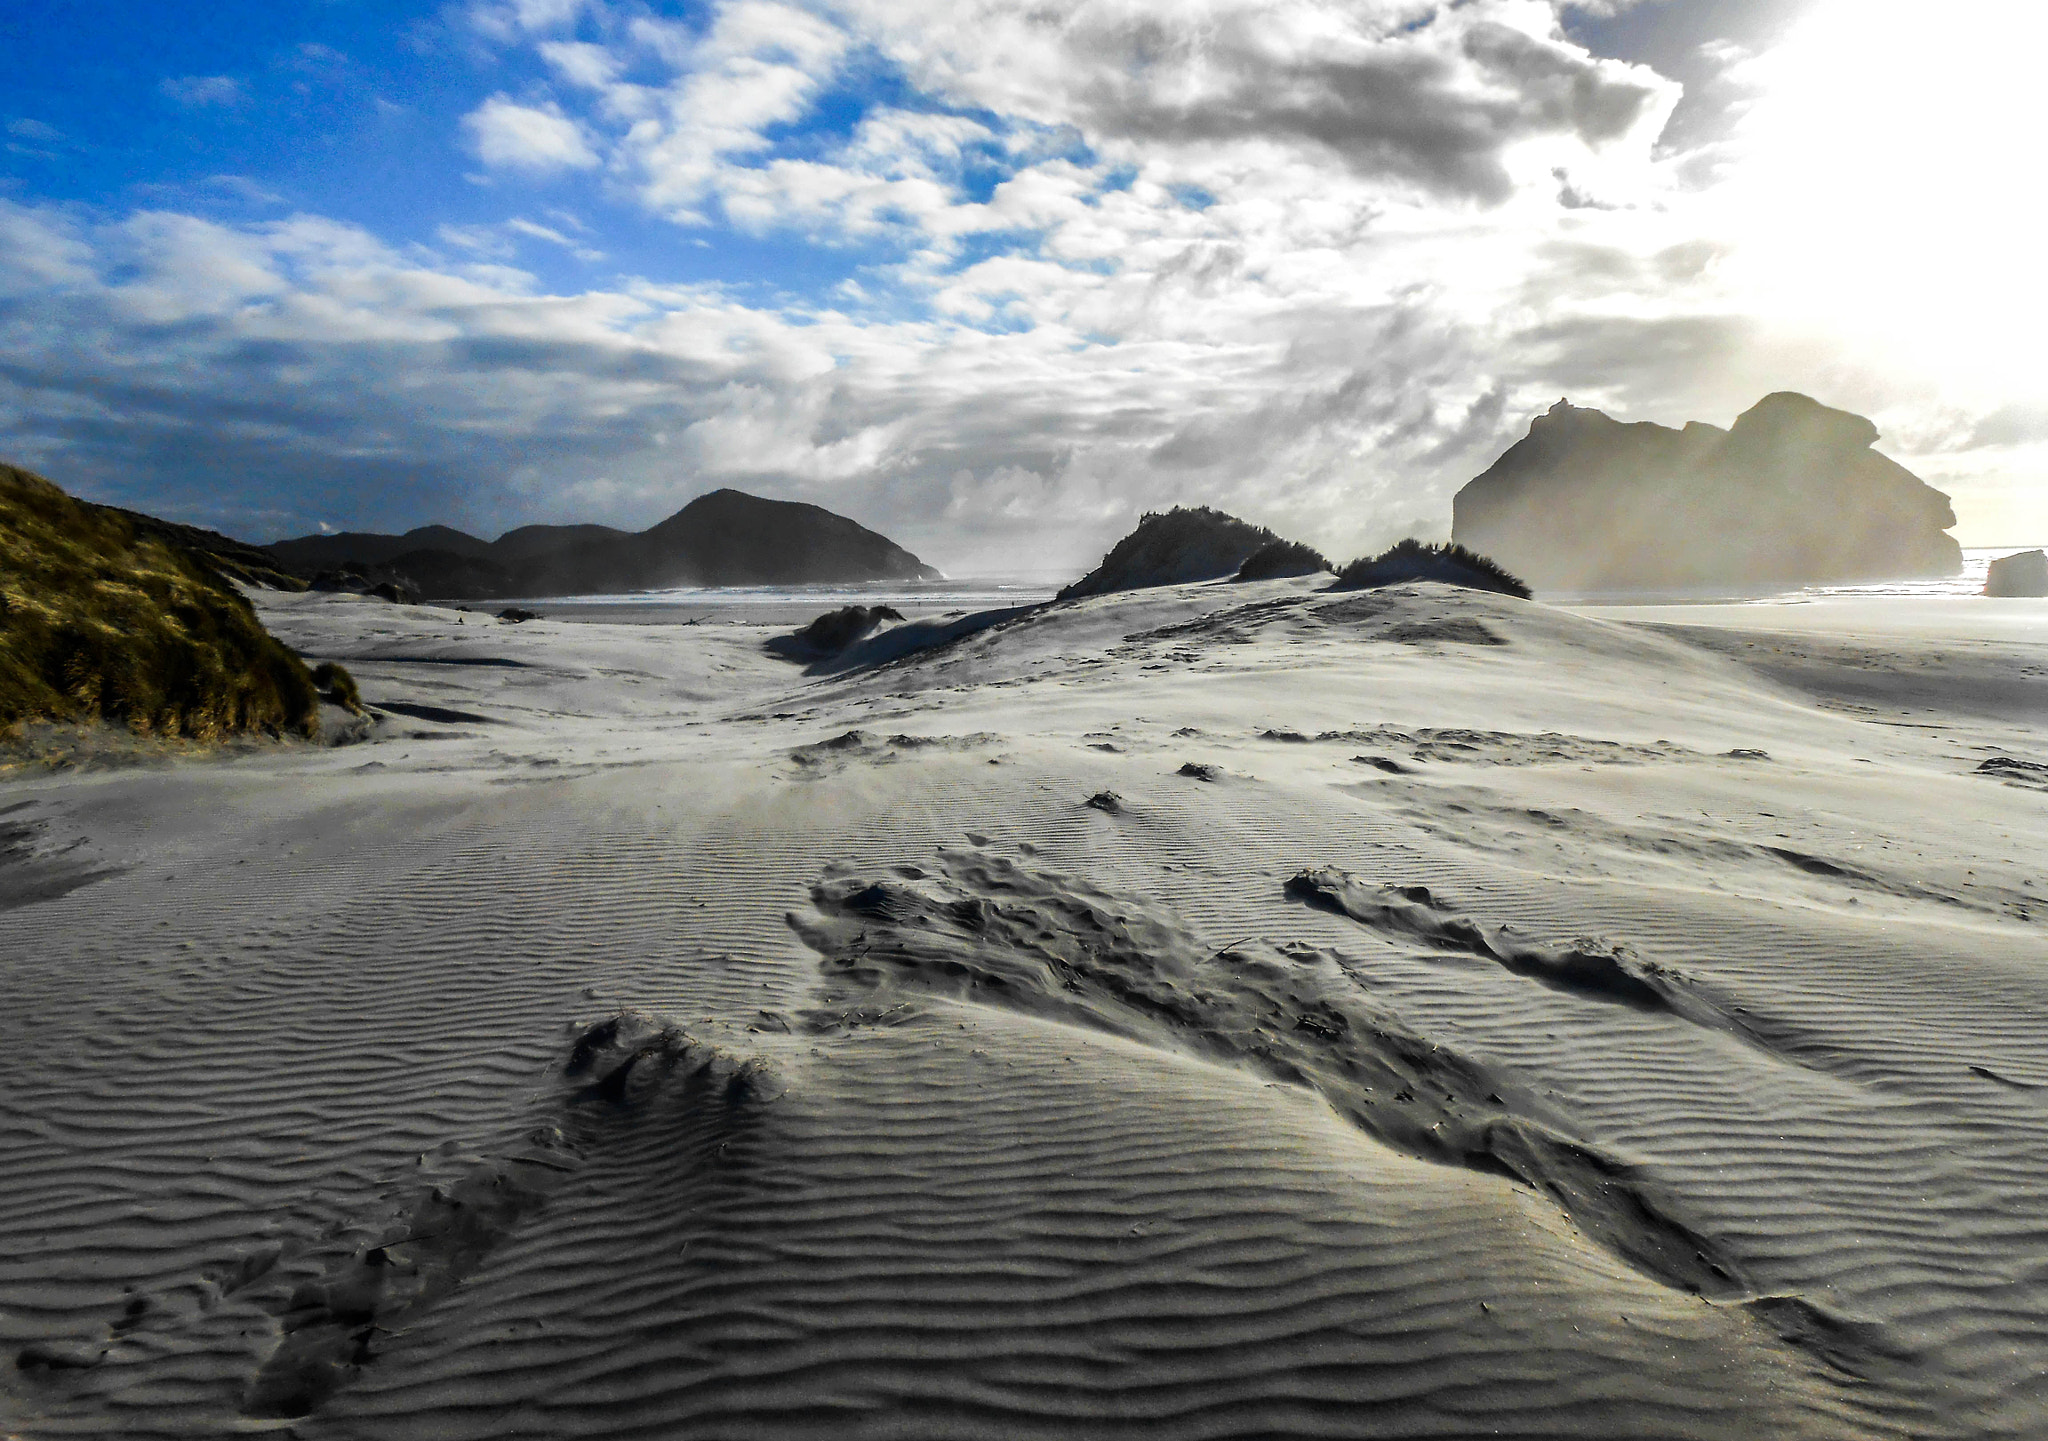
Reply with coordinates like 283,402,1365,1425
0,579,2042,1437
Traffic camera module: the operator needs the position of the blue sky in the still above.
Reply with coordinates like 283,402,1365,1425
4,1,905,298
3,0,2042,570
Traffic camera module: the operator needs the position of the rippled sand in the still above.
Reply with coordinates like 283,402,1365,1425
1,578,2043,1438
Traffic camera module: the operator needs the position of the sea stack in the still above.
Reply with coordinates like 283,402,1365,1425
1452,393,1963,592
1985,549,2048,597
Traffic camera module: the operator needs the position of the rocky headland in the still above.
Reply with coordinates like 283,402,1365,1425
1453,392,1963,592
267,487,940,600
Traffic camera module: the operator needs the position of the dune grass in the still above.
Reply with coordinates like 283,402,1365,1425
0,464,321,740
311,662,362,714
1335,539,1533,599
1236,540,1331,581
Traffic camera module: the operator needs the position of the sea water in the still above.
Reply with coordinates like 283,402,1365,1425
1558,547,2038,607
504,574,1064,627
505,550,2040,626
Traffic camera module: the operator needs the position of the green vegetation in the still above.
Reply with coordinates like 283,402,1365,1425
310,661,362,714
1335,539,1533,600
0,463,321,740
1235,539,1331,581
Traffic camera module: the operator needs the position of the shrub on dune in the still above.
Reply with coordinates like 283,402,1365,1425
1235,540,1331,581
0,463,321,740
1058,507,1283,600
1333,539,1533,599
311,662,362,714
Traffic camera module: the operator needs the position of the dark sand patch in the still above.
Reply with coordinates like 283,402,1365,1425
0,804,118,911
1263,725,1690,767
1285,867,1672,1012
792,850,1750,1302
373,700,499,726
789,729,1003,773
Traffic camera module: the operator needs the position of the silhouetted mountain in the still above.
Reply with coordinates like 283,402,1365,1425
635,489,936,588
1060,507,1282,600
490,523,629,562
269,525,495,573
263,488,939,599
1453,393,1962,592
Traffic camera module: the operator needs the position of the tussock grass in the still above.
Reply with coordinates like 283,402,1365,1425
0,464,320,740
311,662,362,714
1235,540,1331,580
1334,539,1533,599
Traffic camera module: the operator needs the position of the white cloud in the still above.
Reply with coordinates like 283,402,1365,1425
204,174,288,205
6,0,2047,557
463,96,602,173
468,0,587,43
160,75,244,108
538,40,625,92
506,217,606,259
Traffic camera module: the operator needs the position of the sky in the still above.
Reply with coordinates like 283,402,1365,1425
2,0,2043,574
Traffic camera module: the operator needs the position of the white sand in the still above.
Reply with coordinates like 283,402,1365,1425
0,580,2043,1438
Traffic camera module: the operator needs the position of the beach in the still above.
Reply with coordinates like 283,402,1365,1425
0,577,2043,1438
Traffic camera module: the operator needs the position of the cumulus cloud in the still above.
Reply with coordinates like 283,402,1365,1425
3,0,2040,561
0,187,1790,570
463,96,601,173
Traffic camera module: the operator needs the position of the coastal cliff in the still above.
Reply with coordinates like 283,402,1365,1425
1453,393,1962,592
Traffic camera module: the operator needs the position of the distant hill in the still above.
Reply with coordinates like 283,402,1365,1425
1453,393,1962,592
267,525,496,572
264,488,940,600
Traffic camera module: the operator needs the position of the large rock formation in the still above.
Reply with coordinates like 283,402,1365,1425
1059,507,1282,601
0,464,320,739
1985,550,2048,597
265,489,940,601
1452,393,1962,592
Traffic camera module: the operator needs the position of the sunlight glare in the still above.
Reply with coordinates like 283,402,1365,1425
1721,0,2048,393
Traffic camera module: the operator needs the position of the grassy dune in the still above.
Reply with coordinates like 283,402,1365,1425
0,464,320,740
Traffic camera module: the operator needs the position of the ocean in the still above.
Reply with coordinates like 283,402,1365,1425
497,548,2041,625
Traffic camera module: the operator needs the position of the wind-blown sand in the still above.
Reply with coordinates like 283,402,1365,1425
0,579,2043,1438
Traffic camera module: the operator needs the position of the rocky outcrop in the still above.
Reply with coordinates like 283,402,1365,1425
265,489,940,601
1453,393,1962,592
1985,550,2048,597
766,605,907,661
1060,507,1282,601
